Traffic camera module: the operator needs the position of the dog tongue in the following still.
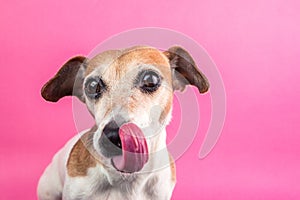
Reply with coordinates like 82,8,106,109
112,123,148,173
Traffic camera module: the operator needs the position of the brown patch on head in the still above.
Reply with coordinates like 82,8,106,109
117,47,172,85
86,47,172,85
67,126,98,177
83,46,174,116
114,47,173,114
169,154,176,183
85,50,122,76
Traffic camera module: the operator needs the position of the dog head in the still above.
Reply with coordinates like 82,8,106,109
41,46,209,173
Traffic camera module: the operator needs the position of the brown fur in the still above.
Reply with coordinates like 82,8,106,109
164,46,210,93
67,127,98,177
39,45,211,200
85,47,172,86
85,50,121,76
41,56,86,102
116,47,172,85
85,47,174,119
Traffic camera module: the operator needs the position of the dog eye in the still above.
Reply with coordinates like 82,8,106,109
84,78,106,99
139,71,161,93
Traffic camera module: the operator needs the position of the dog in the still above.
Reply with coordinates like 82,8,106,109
37,45,209,200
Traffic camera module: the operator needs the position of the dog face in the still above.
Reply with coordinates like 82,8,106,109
41,46,209,173
84,47,173,131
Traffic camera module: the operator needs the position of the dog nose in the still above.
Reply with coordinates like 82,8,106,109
103,120,122,148
99,120,122,158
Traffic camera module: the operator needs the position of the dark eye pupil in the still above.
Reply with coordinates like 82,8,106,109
139,71,161,93
89,81,100,92
85,78,105,99
143,74,158,87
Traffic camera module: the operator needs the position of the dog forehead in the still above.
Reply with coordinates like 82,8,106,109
86,50,122,75
85,46,171,81
118,46,170,68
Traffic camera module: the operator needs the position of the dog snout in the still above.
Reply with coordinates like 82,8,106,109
103,120,122,148
99,120,122,158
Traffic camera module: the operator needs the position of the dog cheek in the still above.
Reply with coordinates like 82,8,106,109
85,101,95,116
126,94,140,112
159,97,172,124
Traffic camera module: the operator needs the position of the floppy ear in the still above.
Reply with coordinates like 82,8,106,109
41,56,87,102
164,46,209,93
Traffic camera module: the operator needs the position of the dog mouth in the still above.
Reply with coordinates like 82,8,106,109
102,122,149,173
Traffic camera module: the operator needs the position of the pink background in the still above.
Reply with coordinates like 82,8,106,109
1,0,299,199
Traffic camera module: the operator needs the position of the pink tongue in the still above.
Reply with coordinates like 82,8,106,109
112,123,148,173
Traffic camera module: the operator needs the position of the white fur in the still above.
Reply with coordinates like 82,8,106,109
38,47,177,200
37,130,175,200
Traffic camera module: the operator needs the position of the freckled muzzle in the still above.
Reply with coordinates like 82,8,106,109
99,122,149,173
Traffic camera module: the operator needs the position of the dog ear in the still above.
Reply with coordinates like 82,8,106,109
41,56,87,102
164,46,209,93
